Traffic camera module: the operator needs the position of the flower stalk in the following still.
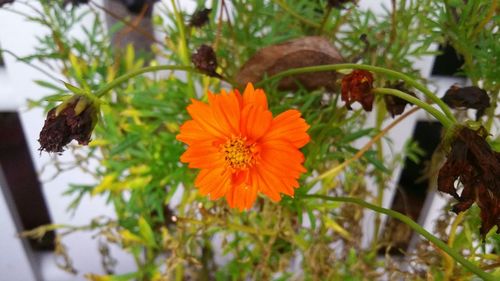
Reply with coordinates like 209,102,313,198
93,65,194,98
302,194,495,281
258,63,457,124
373,87,453,128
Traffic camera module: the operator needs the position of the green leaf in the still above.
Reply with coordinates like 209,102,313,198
138,217,157,248
63,82,86,94
364,151,390,173
34,80,65,92
340,128,374,144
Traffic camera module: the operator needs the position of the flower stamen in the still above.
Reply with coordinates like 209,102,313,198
221,137,255,170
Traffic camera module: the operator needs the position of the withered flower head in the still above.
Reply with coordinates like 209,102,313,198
438,126,500,236
0,0,14,7
442,85,491,119
384,81,417,117
327,0,355,9
38,95,98,153
189,8,212,28
119,0,159,14
62,0,89,7
341,69,374,111
191,44,221,78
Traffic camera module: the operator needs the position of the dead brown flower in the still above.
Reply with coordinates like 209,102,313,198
384,81,417,117
38,96,98,153
189,8,212,28
341,69,374,111
191,44,221,78
0,0,14,7
437,126,500,236
327,0,356,9
441,85,490,119
62,0,89,7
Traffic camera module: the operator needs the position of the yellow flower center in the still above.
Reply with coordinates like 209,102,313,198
221,137,255,170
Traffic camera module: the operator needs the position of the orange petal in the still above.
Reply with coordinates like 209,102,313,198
240,104,272,141
196,168,230,200
262,109,310,148
180,141,223,169
259,139,306,174
257,156,301,197
225,169,258,211
187,99,229,139
251,166,281,202
208,90,242,135
226,182,258,211
176,120,209,145
242,83,268,109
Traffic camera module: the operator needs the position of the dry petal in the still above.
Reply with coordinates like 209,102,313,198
192,45,221,78
341,69,374,111
39,96,98,153
0,0,15,7
189,8,211,28
442,85,490,119
384,81,417,117
437,126,500,236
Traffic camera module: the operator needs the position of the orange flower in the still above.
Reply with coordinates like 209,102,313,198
176,83,310,211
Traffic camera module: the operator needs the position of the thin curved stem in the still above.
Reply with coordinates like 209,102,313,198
257,63,457,124
0,49,61,83
273,0,321,28
302,194,494,281
373,87,453,128
313,106,419,183
93,65,194,97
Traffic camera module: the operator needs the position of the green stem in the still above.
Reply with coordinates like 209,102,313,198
318,6,332,34
175,264,184,281
257,63,457,124
303,194,494,281
170,0,196,98
273,0,321,28
373,88,453,129
0,49,61,83
372,98,387,249
94,65,194,97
